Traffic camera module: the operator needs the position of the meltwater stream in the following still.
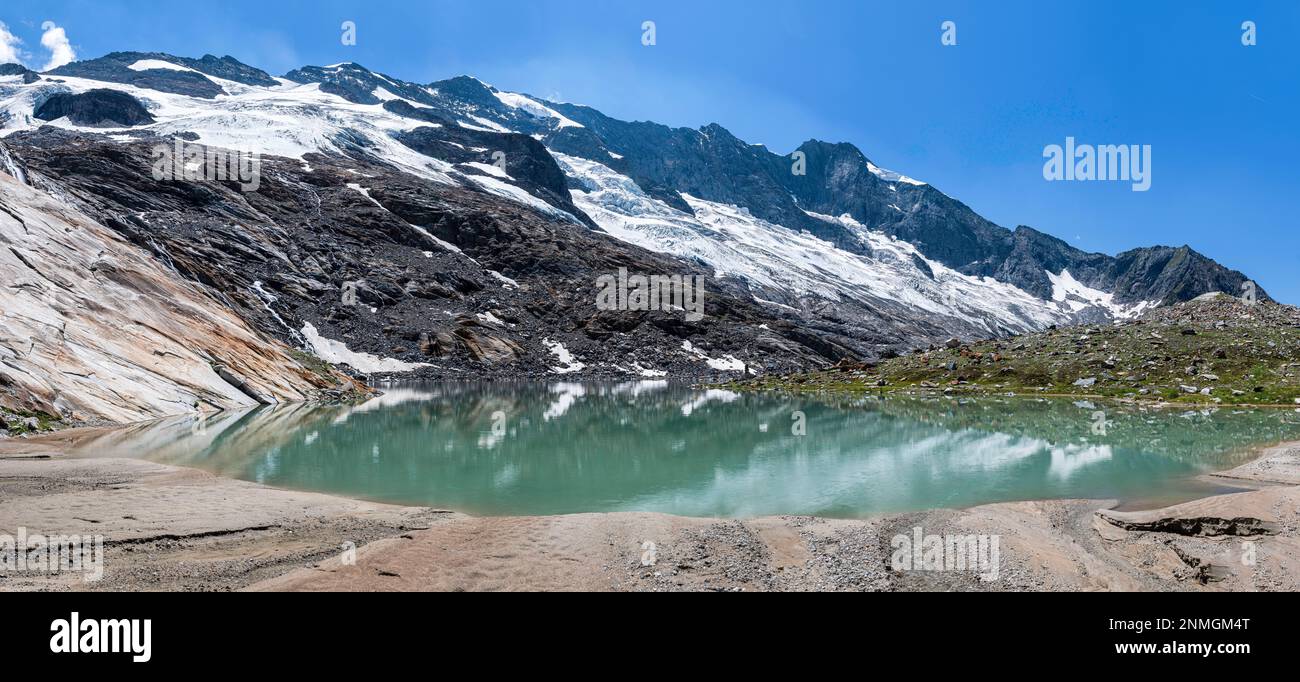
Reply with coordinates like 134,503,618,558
68,382,1300,518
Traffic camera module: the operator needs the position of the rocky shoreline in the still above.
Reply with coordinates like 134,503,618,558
4,425,1298,592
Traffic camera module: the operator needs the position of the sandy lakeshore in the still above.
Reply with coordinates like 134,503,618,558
3,429,1299,592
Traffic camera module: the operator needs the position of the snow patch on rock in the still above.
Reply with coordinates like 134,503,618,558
492,90,582,129
1047,269,1154,320
542,338,585,374
301,322,430,373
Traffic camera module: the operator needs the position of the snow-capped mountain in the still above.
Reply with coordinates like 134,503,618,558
558,151,1080,336
0,51,1263,406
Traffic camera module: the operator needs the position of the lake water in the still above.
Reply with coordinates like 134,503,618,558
69,382,1300,518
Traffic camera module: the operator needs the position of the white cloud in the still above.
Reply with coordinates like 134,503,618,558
40,20,76,71
0,21,24,66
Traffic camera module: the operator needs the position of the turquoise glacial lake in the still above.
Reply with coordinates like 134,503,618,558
70,382,1300,518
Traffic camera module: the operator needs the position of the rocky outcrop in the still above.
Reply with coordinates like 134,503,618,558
34,89,156,127
389,106,591,224
0,164,346,424
1097,513,1277,537
0,63,39,84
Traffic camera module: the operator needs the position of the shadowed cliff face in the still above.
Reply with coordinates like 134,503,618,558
34,89,156,127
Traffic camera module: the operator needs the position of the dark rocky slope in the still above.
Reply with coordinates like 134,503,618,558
2,129,844,379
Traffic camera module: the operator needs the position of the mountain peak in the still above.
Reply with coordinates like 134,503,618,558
45,51,277,91
435,74,494,89
47,52,226,98
427,75,501,109
283,62,415,105
321,61,369,72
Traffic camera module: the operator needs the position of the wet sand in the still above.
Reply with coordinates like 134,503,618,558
3,430,1298,592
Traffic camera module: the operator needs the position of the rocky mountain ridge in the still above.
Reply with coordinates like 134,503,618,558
0,50,1271,427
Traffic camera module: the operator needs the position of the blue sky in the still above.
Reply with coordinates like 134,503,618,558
4,0,1297,301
